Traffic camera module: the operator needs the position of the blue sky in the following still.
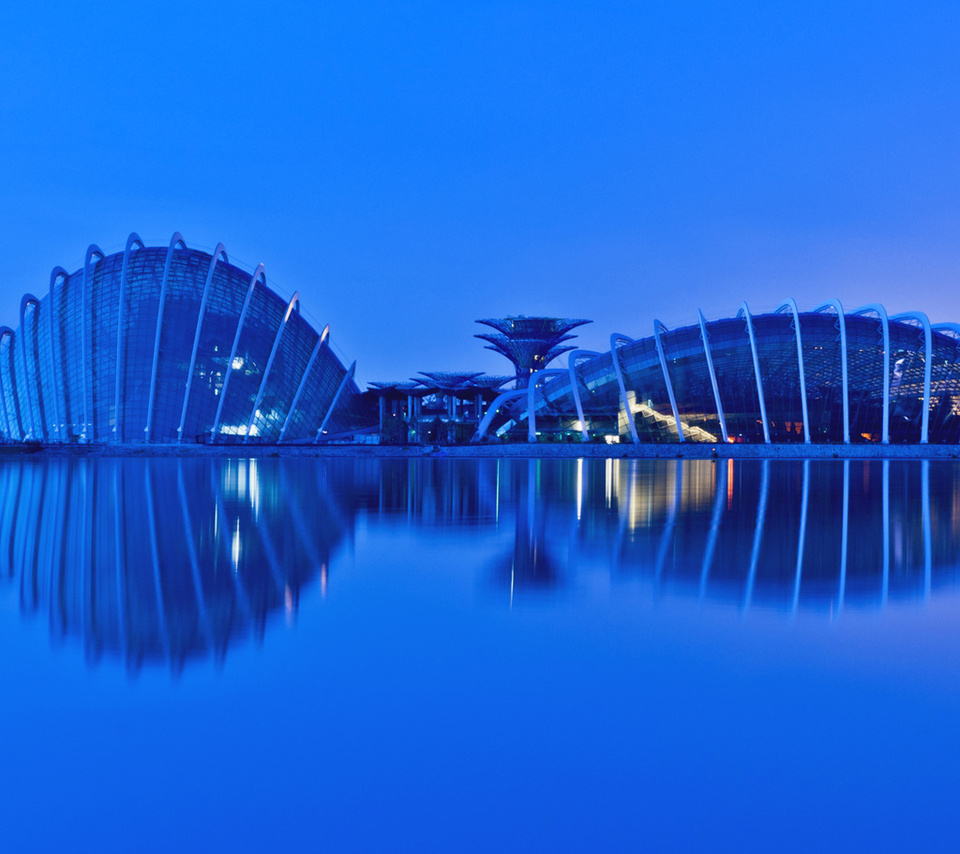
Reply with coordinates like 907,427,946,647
2,1,959,384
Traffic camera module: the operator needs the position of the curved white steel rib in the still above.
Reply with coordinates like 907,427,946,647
526,369,567,442
697,310,728,443
114,233,144,441
19,295,42,440
474,388,527,441
653,319,684,442
82,245,104,441
813,300,850,444
792,459,811,612
27,294,48,439
852,304,891,444
177,243,227,442
145,233,187,441
743,459,770,608
610,334,639,443
891,311,932,444
922,459,932,597
176,463,215,650
700,459,727,598
736,303,770,443
48,267,69,441
243,291,300,443
932,322,960,337
567,349,601,442
278,326,328,443
775,299,810,444
839,460,849,610
0,327,16,440
315,360,357,442
210,264,265,442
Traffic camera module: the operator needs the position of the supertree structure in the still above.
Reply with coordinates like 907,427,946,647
475,316,591,387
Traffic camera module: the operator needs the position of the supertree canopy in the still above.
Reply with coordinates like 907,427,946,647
475,316,591,387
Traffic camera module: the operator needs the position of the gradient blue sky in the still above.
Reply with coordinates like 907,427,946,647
2,1,959,384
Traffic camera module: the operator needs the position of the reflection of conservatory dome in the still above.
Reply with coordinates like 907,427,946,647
0,233,366,443
4,457,348,671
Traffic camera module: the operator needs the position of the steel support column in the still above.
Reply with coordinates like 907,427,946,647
611,334,640,443
177,243,227,442
737,303,770,444
278,325,328,443
114,234,143,442
0,328,22,440
813,300,850,443
653,319,684,442
697,310,728,443
852,304,891,444
567,349,600,442
145,233,186,441
891,311,932,443
81,245,104,442
18,296,41,440
244,292,300,443
775,299,810,443
210,264,264,442
48,268,69,441
526,369,566,442
315,361,357,442
473,388,526,441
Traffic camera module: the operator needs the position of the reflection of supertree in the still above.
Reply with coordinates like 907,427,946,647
347,458,503,526
0,458,350,672
489,459,564,595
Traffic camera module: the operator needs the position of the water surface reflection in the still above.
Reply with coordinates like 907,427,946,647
2,456,959,670
0,458,349,670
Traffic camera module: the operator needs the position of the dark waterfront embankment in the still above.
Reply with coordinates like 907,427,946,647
7,441,960,460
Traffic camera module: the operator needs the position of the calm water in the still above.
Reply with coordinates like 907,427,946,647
1,456,959,852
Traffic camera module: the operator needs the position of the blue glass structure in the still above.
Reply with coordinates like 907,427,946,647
0,233,366,443
480,301,960,444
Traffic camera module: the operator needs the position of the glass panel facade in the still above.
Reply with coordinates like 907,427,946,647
888,323,926,444
214,281,285,438
183,262,252,441
90,253,124,440
526,310,960,445
661,325,721,442
846,314,886,442
321,378,367,436
2,334,23,439
151,249,205,442
619,337,675,443
285,342,347,440
927,333,960,444
752,314,804,443
799,313,844,442
1,239,362,444
249,310,318,442
707,318,764,443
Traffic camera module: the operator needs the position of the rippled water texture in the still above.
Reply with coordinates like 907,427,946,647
1,457,959,852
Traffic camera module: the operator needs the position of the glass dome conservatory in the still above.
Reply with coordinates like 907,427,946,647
0,233,364,443
478,300,960,445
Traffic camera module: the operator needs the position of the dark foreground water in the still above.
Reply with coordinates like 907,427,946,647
1,456,959,852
